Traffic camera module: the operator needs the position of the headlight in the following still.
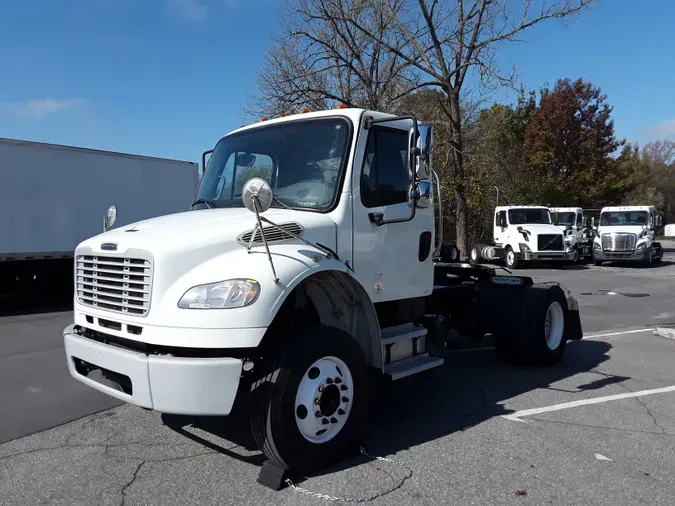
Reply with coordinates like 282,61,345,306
593,240,601,249
519,243,530,252
636,242,646,250
178,279,260,309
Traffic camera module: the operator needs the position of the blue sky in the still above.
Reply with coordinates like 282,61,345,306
1,0,674,165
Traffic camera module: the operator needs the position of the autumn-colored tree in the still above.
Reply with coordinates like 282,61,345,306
523,78,623,207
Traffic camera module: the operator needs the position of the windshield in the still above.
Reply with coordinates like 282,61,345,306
552,212,575,226
600,211,648,226
195,117,351,211
508,208,552,225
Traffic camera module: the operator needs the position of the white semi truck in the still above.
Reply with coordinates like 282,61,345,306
470,205,575,269
592,205,663,266
550,207,593,262
0,137,199,298
62,108,583,485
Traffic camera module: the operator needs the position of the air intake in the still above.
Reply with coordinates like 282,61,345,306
237,222,304,246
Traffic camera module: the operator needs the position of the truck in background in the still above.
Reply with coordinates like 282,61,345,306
62,107,583,484
0,137,199,298
592,205,663,266
470,205,575,269
550,207,593,262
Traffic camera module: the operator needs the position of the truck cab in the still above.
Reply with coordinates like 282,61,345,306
62,107,583,482
592,205,663,266
550,207,592,262
493,205,574,268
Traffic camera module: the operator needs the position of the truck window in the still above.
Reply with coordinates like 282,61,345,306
600,211,648,226
360,127,409,208
576,213,583,227
508,208,552,225
197,117,350,211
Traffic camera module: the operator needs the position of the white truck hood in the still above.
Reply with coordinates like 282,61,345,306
597,225,645,236
514,223,563,236
78,207,338,257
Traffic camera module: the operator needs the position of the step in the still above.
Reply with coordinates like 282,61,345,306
380,323,428,346
383,353,444,381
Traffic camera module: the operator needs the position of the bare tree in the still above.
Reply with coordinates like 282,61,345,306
243,0,420,119
332,0,596,258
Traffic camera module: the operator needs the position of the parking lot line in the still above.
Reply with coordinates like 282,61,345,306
502,384,675,423
584,328,652,339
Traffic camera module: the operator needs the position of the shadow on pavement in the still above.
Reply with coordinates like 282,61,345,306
162,338,612,486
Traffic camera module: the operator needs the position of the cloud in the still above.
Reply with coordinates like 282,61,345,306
168,0,207,21
638,118,675,140
0,98,88,119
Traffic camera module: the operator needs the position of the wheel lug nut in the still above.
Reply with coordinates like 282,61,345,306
340,385,348,391
315,411,322,417
338,408,345,415
322,418,329,425
330,417,338,424
342,396,349,403
326,378,333,384
314,398,320,405
318,386,325,392
334,377,342,384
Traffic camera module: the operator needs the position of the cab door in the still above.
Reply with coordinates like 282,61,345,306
351,122,434,302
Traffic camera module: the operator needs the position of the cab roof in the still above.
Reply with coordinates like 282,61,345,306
601,205,655,212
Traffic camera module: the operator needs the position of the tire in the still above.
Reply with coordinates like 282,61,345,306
493,288,567,366
504,246,519,269
641,247,654,268
250,324,369,475
571,246,579,264
469,245,482,264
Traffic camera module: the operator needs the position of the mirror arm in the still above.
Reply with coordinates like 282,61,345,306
432,169,443,256
249,197,279,284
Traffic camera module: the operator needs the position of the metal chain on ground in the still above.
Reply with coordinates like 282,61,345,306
284,446,413,503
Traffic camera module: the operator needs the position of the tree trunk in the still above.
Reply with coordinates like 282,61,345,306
448,91,469,259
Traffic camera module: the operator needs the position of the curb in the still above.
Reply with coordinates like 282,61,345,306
653,327,675,339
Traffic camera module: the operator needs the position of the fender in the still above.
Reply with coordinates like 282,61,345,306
262,248,383,368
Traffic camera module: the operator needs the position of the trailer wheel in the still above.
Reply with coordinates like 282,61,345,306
249,324,369,476
493,288,567,366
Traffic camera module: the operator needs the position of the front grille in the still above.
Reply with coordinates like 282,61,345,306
76,253,153,317
537,234,564,251
238,222,303,246
601,233,636,252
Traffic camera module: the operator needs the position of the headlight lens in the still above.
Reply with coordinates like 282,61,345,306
636,242,646,250
178,279,260,309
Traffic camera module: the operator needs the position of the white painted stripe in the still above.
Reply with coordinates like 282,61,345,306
583,328,651,339
502,384,675,421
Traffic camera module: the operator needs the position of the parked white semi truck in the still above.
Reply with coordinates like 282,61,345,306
62,108,583,484
0,137,199,298
592,205,663,266
471,205,575,269
550,207,593,262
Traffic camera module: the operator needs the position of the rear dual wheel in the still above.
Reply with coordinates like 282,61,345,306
493,288,567,366
250,324,368,475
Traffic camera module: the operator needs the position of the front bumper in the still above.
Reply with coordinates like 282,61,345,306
63,324,243,416
593,248,648,262
519,251,575,261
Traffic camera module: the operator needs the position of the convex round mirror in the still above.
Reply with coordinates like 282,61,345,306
104,205,117,231
241,178,274,213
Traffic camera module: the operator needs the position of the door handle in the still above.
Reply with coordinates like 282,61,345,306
368,212,384,226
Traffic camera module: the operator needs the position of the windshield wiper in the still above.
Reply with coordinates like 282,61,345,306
191,198,216,209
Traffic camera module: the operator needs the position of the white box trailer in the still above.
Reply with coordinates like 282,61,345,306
0,137,199,296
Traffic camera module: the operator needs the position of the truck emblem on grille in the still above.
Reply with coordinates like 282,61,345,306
101,243,118,251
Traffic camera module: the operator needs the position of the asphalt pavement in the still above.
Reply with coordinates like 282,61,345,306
2,254,675,505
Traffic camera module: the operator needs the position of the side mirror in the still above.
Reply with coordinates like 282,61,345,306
500,216,507,228
409,123,432,181
201,149,214,177
103,205,117,232
415,180,433,208
582,216,588,227
241,178,273,214
656,215,663,227
591,217,595,228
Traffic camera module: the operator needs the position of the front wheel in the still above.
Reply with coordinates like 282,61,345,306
504,246,520,269
250,324,369,475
